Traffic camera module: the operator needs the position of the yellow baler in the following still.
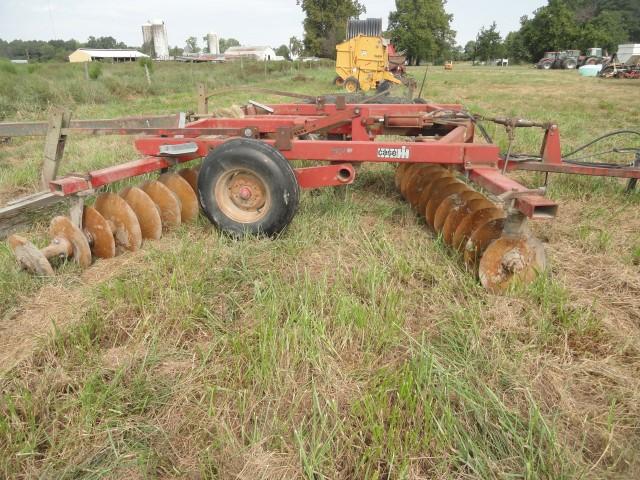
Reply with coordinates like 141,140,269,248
335,35,402,93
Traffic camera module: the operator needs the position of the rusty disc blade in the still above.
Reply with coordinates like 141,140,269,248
463,217,506,270
404,165,447,208
83,206,115,259
179,167,199,194
479,235,546,294
50,216,92,268
443,196,494,246
424,179,467,227
94,193,143,253
452,206,504,252
121,186,162,240
413,170,456,222
8,234,54,276
395,163,412,191
399,164,425,198
159,172,199,222
433,190,482,233
141,181,181,228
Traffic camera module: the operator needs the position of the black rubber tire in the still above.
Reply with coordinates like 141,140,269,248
333,76,345,86
197,138,300,237
541,61,552,70
344,76,360,93
376,80,392,93
563,58,577,69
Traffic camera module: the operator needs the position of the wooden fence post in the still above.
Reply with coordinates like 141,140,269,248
40,110,71,189
197,83,208,115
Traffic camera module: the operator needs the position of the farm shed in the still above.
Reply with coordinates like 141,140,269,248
68,48,150,63
224,46,284,61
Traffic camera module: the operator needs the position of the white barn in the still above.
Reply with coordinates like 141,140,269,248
224,46,284,61
68,49,150,63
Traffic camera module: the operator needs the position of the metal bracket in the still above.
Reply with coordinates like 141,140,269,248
159,142,199,156
275,127,293,150
248,100,275,114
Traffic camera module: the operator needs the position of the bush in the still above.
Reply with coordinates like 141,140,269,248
0,60,18,74
138,57,154,72
88,62,102,80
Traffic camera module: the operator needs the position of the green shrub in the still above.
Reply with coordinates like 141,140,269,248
138,57,154,72
0,60,18,74
88,62,102,80
26,64,41,74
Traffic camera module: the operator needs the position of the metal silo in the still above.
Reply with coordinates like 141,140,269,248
151,19,170,60
207,33,219,55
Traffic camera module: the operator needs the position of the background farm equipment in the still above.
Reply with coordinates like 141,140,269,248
3,85,640,294
334,18,408,93
537,50,580,70
579,47,609,65
599,43,640,78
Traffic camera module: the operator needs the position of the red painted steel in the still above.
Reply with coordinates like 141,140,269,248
295,164,356,189
469,168,558,219
40,99,640,225
134,137,501,165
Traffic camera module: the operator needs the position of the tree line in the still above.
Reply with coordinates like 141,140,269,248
298,0,639,64
469,0,639,63
0,37,130,62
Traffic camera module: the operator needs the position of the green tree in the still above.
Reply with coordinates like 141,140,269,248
463,40,476,61
296,0,366,58
219,38,240,53
289,36,304,59
475,22,504,62
185,37,200,54
503,31,530,63
85,36,127,49
275,45,291,60
580,11,629,52
519,0,581,61
388,0,455,65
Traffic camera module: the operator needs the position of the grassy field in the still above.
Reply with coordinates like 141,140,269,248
0,60,639,479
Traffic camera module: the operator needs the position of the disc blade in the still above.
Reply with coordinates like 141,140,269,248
404,165,447,208
50,216,92,268
443,197,494,246
463,218,506,269
8,235,54,276
120,187,162,240
413,170,456,221
83,206,115,259
399,164,425,198
94,193,143,253
433,190,483,233
395,163,411,191
159,172,199,222
179,167,199,194
479,235,546,294
424,180,467,228
141,181,181,228
452,206,504,252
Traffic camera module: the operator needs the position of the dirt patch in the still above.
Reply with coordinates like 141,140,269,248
0,248,157,373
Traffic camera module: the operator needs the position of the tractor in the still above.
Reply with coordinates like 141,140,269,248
536,50,580,70
579,47,609,66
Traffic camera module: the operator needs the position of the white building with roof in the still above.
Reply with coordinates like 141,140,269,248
224,46,284,61
68,49,150,63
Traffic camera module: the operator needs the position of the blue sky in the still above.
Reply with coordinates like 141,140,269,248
0,0,547,48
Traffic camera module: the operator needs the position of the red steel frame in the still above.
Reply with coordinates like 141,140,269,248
49,101,640,222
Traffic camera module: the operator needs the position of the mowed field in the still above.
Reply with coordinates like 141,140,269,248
0,60,639,479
